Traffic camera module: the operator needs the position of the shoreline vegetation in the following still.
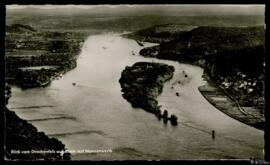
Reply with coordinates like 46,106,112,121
119,62,178,125
123,24,265,130
5,84,71,160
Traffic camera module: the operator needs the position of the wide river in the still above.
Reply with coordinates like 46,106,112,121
8,33,264,160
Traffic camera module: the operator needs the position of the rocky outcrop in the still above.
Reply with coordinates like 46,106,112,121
4,83,71,160
119,62,178,125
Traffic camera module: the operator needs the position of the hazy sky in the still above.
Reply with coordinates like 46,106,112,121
7,4,264,9
6,5,265,16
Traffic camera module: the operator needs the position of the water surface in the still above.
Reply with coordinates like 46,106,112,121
8,33,263,160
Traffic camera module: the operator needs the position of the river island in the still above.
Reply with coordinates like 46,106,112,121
119,62,178,125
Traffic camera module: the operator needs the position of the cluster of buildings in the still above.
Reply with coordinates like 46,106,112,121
218,70,264,113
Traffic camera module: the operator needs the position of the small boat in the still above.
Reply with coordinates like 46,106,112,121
170,114,178,125
162,110,168,119
155,109,162,119
212,130,215,139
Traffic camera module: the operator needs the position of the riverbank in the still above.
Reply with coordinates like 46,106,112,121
119,62,178,125
5,84,71,160
4,108,71,160
198,83,264,130
15,65,75,88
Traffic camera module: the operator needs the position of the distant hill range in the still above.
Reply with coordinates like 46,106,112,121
129,24,265,77
129,24,264,52
6,24,36,33
6,8,264,31
160,26,264,54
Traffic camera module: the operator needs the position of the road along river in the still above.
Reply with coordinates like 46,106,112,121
8,33,264,160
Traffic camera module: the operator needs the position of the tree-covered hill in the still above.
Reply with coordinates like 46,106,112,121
6,24,36,33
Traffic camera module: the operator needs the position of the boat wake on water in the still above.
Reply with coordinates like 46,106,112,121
10,105,55,109
47,130,108,138
28,116,77,122
113,147,162,159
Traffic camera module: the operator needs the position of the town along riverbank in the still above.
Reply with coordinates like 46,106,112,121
4,84,71,160
119,62,178,125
